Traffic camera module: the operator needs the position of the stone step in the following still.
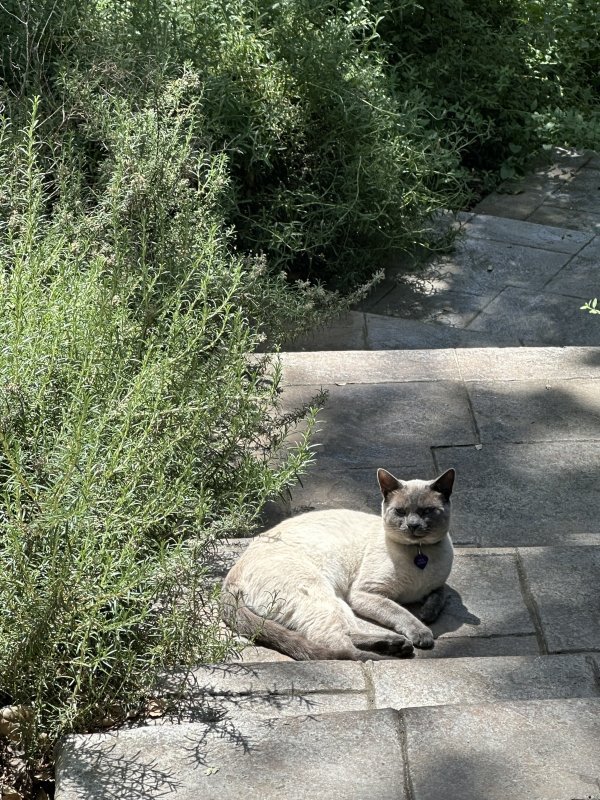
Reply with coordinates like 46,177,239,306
278,345,599,385
285,207,600,350
165,653,599,713
56,697,600,799
55,708,406,800
286,310,521,351
275,346,600,547
403,697,600,800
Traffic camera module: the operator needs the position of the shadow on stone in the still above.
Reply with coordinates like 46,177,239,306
429,587,481,637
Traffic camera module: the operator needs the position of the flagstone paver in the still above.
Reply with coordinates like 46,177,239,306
527,204,600,233
370,654,599,709
465,286,599,345
57,709,408,800
467,378,600,442
280,347,459,385
453,345,600,380
464,213,593,252
519,547,600,653
546,235,600,298
170,661,366,696
433,550,536,640
434,442,600,546
364,312,520,349
404,698,600,800
283,381,477,467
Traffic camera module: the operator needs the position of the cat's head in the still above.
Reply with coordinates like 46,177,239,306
377,468,455,545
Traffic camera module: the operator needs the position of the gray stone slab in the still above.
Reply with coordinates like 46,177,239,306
466,286,600,346
370,653,598,709
56,709,406,800
194,690,369,726
147,689,369,728
435,442,600,546
545,167,600,212
403,697,600,800
415,634,540,659
455,346,600,381
283,381,477,468
473,190,546,220
280,348,460,385
413,236,571,297
289,461,438,516
519,546,600,653
468,379,600,443
545,234,600,298
364,313,520,349
369,284,491,328
430,550,535,638
283,311,367,351
465,213,592,252
176,661,366,696
527,203,600,235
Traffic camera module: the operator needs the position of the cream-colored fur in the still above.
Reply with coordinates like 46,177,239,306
222,468,455,660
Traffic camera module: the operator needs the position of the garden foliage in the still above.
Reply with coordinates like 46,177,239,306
0,0,599,781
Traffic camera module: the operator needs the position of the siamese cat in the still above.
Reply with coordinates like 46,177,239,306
222,467,455,661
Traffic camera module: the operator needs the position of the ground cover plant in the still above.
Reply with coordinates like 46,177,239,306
0,0,599,796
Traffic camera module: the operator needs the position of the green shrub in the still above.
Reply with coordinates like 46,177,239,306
2,0,474,288
373,0,600,185
0,97,318,760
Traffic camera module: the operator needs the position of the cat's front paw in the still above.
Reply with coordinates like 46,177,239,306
410,626,434,649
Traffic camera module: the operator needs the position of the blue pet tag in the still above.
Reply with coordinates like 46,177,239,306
414,551,429,570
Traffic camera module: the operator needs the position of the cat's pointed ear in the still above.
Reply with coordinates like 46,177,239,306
377,468,401,497
430,468,455,500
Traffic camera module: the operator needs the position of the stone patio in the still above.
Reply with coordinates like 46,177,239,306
55,148,600,799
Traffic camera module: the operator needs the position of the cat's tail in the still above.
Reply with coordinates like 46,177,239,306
223,600,356,661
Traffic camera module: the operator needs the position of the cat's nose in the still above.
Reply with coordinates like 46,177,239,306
406,518,421,532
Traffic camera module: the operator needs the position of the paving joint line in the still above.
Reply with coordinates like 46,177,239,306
514,550,549,655
437,631,542,641
461,286,506,329
204,688,370,698
358,662,377,709
452,347,464,381
428,446,441,478
539,232,596,290
360,312,369,349
396,711,416,800
461,382,482,446
583,654,600,695
466,231,592,257
498,281,591,300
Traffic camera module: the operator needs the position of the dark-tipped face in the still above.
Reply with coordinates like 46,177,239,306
377,468,455,545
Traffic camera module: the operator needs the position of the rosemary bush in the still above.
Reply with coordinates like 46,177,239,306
0,97,317,756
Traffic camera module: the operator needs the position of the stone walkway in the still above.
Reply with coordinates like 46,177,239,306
56,149,600,799
293,147,600,351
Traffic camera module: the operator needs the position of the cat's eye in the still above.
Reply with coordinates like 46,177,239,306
419,507,438,515
394,507,406,516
